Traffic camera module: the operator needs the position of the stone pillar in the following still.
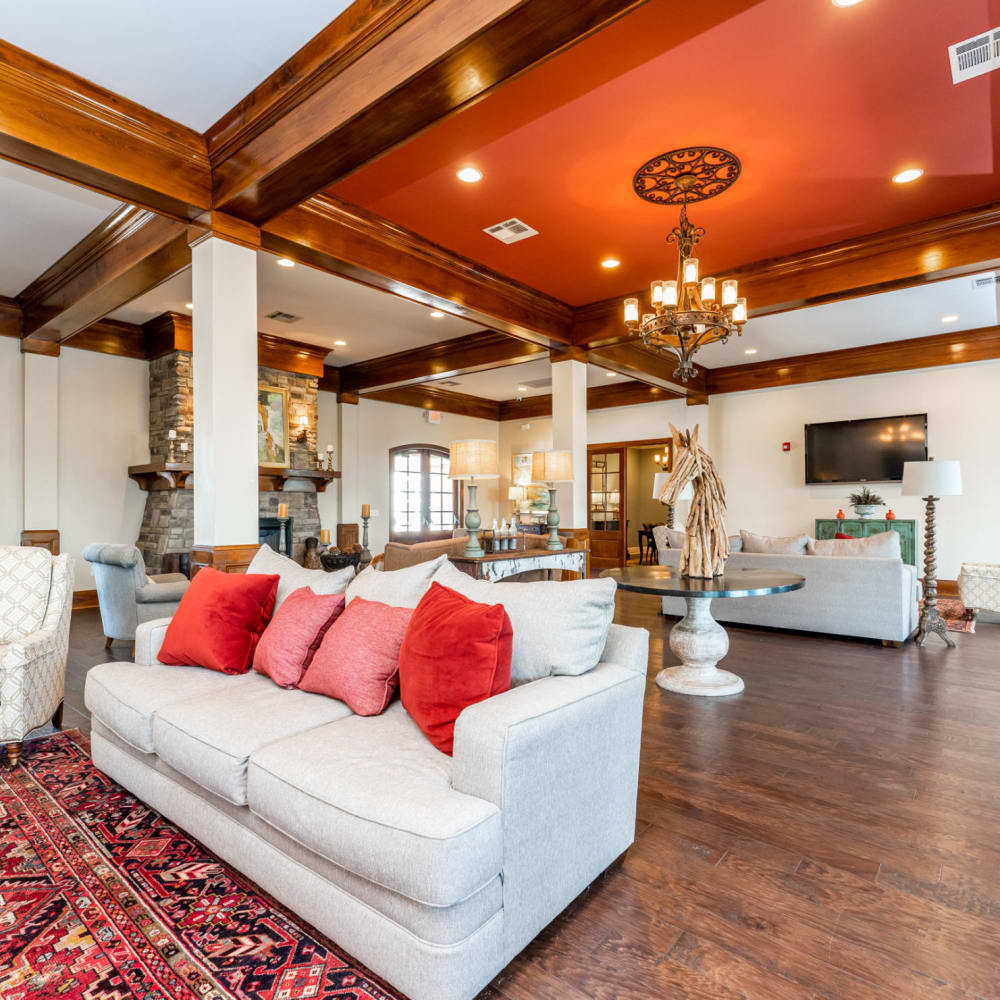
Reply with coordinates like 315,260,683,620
550,358,588,530
189,234,260,574
337,394,361,542
21,350,60,553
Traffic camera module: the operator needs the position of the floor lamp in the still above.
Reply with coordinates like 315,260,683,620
531,450,574,550
902,459,962,648
652,474,693,529
449,439,499,558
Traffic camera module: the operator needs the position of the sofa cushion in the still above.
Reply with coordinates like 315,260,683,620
740,529,808,554
807,530,901,558
247,702,502,907
0,545,52,642
248,544,354,609
254,588,346,688
84,661,241,752
346,554,447,608
152,672,352,805
431,560,616,684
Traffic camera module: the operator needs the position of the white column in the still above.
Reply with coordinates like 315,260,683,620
551,358,588,528
337,398,361,527
22,352,59,531
191,236,259,548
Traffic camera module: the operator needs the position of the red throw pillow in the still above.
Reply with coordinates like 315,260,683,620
158,568,279,674
299,597,413,715
398,582,512,755
835,532,856,539
254,588,346,688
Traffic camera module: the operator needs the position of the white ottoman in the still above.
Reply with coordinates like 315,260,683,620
958,563,1000,623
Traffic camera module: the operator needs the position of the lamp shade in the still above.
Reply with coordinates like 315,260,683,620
901,460,962,497
449,439,499,479
507,486,526,501
531,450,573,483
652,473,693,502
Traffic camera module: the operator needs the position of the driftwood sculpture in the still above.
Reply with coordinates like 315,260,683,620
657,423,729,578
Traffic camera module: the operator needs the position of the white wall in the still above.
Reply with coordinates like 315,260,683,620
708,360,1000,579
316,389,340,534
59,348,150,590
0,337,23,546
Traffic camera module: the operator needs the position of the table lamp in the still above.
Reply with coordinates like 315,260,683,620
652,473,692,529
902,459,962,648
531,450,573,550
449,439,499,557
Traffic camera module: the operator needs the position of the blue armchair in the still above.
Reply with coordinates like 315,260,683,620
83,544,189,645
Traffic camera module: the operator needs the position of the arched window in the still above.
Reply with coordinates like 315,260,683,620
389,444,461,542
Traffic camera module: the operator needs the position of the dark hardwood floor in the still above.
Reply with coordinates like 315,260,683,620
59,603,1000,1000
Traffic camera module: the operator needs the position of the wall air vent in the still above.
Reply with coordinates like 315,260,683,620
265,310,301,324
971,273,999,289
948,28,1000,83
483,217,539,244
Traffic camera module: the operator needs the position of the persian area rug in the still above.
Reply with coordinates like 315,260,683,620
936,597,976,634
0,731,405,1000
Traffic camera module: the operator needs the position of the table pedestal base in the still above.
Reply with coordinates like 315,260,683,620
657,596,744,697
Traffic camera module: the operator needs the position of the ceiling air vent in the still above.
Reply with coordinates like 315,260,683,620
948,27,1000,84
265,310,301,324
483,217,539,244
521,377,552,389
438,380,462,387
971,273,999,289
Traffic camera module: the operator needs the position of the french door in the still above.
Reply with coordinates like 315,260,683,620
588,446,626,571
389,445,460,542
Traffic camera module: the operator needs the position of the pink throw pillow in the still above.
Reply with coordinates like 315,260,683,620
254,587,346,688
299,597,413,715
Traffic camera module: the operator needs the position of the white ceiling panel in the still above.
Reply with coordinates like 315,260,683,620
1,0,353,130
449,360,614,400
0,160,121,296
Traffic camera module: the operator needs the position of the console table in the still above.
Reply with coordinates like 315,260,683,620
449,548,586,582
814,518,916,565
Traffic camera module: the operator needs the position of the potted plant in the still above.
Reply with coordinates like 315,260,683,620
848,486,885,520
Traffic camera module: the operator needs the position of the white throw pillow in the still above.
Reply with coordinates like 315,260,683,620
346,554,447,608
740,530,808,555
807,531,901,558
432,559,618,684
248,543,354,608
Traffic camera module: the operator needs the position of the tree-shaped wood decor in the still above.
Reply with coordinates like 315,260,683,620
656,423,729,578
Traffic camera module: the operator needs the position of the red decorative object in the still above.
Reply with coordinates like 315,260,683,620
254,588,345,688
886,509,896,520
158,567,278,674
2,732,403,1000
836,509,846,520
782,442,791,452
399,582,512,755
299,597,413,715
835,532,856,539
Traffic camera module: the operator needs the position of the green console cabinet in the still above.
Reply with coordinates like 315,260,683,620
814,518,916,566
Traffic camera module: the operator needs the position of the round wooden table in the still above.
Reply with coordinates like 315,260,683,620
601,565,805,696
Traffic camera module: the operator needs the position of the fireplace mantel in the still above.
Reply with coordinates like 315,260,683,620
128,462,340,492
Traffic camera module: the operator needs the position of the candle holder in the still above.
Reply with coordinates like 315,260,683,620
167,436,176,463
278,516,289,556
359,515,372,570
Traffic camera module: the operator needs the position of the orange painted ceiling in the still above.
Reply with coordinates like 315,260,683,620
333,0,1000,307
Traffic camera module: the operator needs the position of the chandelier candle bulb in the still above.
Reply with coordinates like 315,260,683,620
624,298,639,325
683,258,699,284
700,277,717,302
733,297,748,323
663,280,678,307
721,279,738,307
651,280,664,307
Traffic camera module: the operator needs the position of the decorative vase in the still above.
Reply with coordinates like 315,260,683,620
886,509,896,520
853,504,882,520
835,509,845,520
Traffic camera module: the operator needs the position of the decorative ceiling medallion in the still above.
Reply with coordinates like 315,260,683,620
632,147,741,206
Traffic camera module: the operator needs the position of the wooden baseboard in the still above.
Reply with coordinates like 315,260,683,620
72,589,98,610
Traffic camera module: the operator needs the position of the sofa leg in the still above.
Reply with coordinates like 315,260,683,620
52,701,64,729
600,849,628,880
882,640,902,648
6,742,22,768
105,636,113,648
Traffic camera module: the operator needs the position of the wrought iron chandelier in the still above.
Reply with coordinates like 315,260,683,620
623,147,748,382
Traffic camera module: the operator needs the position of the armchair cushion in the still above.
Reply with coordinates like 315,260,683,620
0,546,52,641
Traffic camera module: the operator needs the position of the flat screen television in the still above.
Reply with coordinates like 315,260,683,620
804,414,928,484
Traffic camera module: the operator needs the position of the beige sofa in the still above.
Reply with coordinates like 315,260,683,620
84,594,647,1000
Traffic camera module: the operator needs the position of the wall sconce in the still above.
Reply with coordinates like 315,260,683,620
652,447,669,471
295,413,309,443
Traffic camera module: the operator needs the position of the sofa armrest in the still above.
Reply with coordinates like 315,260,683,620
150,572,189,584
135,617,173,664
136,580,188,604
452,661,645,963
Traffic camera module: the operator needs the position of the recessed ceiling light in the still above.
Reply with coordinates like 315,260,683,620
430,310,445,318
517,385,528,392
333,339,347,346
276,257,295,267
940,314,959,324
184,302,193,309
744,348,758,355
605,371,617,377
892,167,923,184
456,167,483,183
601,257,621,269
832,0,863,6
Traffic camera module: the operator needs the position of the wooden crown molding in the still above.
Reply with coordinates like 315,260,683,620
0,40,210,219
363,382,501,422
705,324,1000,395
261,194,574,345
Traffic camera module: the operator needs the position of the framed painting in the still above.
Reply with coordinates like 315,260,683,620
511,453,549,511
258,386,290,468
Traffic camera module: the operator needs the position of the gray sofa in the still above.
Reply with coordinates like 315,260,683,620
657,545,920,644
83,543,189,644
84,614,648,1000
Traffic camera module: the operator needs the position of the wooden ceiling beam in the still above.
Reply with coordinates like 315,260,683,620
339,330,547,394
362,382,501,421
572,202,1000,348
498,378,682,420
706,324,1000,395
18,206,191,344
262,195,573,345
587,339,706,396
210,0,650,224
0,40,210,220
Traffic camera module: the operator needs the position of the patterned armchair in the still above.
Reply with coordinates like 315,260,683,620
0,546,74,766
